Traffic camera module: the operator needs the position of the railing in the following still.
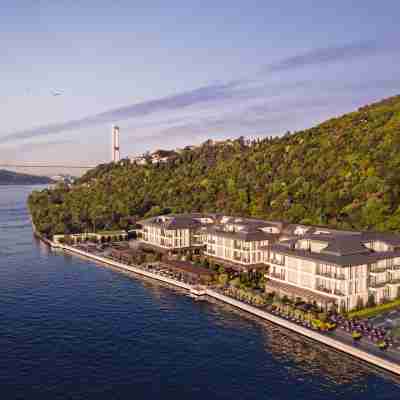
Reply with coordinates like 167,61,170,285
270,258,284,266
333,289,346,296
268,272,285,280
388,265,400,271
369,281,387,289
370,267,387,274
388,278,400,285
316,271,346,280
315,285,332,294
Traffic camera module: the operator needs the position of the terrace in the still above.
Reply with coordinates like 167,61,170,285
369,281,388,289
387,279,400,286
206,255,266,273
265,279,336,309
267,271,285,280
316,270,346,280
269,258,285,266
370,267,388,275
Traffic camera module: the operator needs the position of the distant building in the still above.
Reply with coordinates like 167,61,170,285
129,156,147,165
129,149,177,166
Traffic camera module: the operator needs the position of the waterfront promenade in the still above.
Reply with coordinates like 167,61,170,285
52,241,400,376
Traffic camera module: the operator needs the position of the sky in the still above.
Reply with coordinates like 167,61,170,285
1,0,400,174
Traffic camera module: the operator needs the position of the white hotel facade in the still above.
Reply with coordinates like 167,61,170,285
137,214,400,311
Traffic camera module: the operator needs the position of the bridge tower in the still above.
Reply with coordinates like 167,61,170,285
112,125,120,162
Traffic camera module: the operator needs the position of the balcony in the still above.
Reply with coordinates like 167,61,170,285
370,267,387,274
316,285,332,295
388,265,400,272
316,271,346,280
369,281,387,289
333,289,346,297
268,272,285,280
387,279,400,286
270,258,284,266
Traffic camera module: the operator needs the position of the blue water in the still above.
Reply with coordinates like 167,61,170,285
0,186,399,399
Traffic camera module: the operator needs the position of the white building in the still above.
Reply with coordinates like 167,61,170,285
204,217,281,272
137,213,400,311
265,227,400,311
137,214,212,251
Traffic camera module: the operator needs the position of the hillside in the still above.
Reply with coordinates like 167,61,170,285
0,169,52,186
28,95,400,237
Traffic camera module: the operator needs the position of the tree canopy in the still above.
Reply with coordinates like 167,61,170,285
28,95,400,237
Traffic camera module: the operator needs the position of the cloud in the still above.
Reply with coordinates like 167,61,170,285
1,39,397,147
264,40,392,72
0,80,245,144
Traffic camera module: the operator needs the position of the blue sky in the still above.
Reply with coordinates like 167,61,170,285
1,0,400,170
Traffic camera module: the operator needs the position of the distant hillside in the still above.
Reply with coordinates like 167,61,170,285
0,169,52,185
28,94,400,236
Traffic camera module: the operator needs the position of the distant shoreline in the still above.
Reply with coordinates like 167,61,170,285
0,183,51,186
0,169,53,186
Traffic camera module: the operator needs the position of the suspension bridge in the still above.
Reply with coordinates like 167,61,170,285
0,163,96,170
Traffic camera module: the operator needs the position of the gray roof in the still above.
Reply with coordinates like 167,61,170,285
321,236,370,256
138,215,201,230
139,213,400,258
205,226,277,242
361,231,400,247
270,243,400,267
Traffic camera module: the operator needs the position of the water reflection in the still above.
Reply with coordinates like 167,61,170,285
54,249,190,310
40,243,400,390
205,297,400,388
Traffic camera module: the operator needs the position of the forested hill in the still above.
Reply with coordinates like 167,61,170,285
0,169,52,185
28,95,400,237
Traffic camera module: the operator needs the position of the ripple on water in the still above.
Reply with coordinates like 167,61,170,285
0,186,400,400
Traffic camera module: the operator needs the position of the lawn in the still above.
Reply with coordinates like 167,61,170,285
347,298,400,319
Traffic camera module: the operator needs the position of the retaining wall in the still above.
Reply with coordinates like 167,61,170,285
54,243,400,376
206,289,400,376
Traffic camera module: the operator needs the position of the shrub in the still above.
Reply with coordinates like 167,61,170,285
366,293,376,308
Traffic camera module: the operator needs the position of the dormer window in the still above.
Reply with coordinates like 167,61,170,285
314,230,331,235
365,241,390,252
262,226,279,234
294,226,308,235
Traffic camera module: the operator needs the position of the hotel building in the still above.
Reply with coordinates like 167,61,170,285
137,214,213,251
138,213,400,311
265,226,400,311
203,216,280,272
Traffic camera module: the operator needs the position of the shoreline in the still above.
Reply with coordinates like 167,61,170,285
42,238,400,376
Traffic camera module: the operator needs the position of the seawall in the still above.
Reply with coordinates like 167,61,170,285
52,242,400,376
60,244,193,291
206,289,400,376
